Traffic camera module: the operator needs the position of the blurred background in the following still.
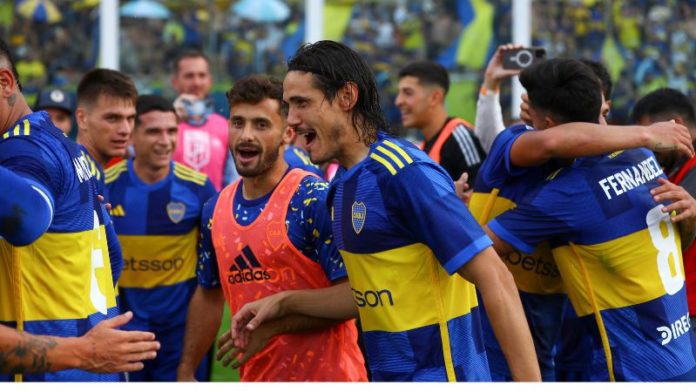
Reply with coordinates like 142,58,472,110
4,0,696,128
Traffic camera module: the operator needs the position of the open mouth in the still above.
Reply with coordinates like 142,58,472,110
297,128,317,146
235,145,260,164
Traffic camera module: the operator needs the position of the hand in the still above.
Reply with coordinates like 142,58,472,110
216,326,273,369
454,172,473,204
77,311,159,373
173,93,199,120
519,93,533,126
644,121,695,158
230,292,287,345
483,44,523,91
651,177,696,223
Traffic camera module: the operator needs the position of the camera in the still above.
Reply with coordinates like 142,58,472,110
502,47,547,70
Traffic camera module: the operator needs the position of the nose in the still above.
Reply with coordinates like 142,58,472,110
286,106,301,128
394,92,404,107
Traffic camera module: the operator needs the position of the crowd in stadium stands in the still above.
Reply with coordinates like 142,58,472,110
5,0,695,128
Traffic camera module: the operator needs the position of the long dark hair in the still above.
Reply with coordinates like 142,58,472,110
287,40,388,145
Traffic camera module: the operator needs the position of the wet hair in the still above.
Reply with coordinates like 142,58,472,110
135,94,176,126
172,49,210,75
226,75,287,116
77,68,137,107
398,60,450,94
520,58,602,124
0,37,21,91
631,88,696,128
287,40,388,144
580,59,613,101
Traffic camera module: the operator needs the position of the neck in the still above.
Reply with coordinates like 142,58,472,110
1,95,32,133
76,138,110,167
421,108,449,142
133,159,171,184
337,127,371,169
241,159,289,200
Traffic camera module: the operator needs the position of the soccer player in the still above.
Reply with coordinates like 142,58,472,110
34,87,74,135
231,41,540,382
483,59,696,381
469,58,693,381
171,49,236,191
632,88,696,335
104,95,216,381
176,75,366,381
0,37,159,381
395,60,486,185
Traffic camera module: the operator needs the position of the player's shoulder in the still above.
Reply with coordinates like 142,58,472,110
104,160,128,185
172,161,209,187
366,134,426,176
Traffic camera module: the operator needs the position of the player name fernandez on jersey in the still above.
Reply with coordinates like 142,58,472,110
598,153,663,200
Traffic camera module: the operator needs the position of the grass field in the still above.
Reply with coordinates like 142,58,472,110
210,306,240,382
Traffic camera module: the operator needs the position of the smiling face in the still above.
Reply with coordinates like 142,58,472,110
395,76,437,129
132,110,178,172
283,71,347,165
77,94,136,165
229,98,290,178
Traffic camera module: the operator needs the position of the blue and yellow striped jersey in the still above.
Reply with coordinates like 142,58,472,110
491,148,696,381
0,112,119,382
284,145,324,177
77,144,105,196
104,159,216,327
328,133,492,381
470,124,567,380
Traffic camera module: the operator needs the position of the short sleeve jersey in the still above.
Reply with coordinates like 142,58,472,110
0,112,118,382
328,132,492,381
490,148,696,381
105,160,216,326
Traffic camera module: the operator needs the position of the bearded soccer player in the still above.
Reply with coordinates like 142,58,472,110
176,75,366,381
230,41,540,382
0,38,159,381
483,59,696,381
104,95,216,381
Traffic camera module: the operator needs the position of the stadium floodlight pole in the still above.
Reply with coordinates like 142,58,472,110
99,0,120,70
511,0,531,120
305,0,324,43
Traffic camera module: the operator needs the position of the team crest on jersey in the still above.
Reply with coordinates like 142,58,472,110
351,202,366,234
166,202,186,224
267,221,284,250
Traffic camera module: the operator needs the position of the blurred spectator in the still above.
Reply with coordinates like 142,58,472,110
34,87,74,135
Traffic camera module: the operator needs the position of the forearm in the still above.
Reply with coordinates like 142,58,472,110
474,90,506,154
512,123,651,167
0,325,82,374
477,268,540,381
177,286,224,378
0,165,53,246
279,281,357,320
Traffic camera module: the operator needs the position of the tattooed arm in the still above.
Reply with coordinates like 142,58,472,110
0,312,160,374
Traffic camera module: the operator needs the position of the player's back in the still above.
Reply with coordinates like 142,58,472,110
0,112,118,382
329,133,492,381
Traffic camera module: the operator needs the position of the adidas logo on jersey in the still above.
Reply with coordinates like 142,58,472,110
111,205,126,216
657,313,691,346
227,246,295,284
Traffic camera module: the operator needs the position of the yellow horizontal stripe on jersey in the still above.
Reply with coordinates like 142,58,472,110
382,140,413,164
340,243,477,332
552,227,684,317
117,228,198,289
0,227,117,322
369,152,397,175
470,192,565,295
375,146,405,169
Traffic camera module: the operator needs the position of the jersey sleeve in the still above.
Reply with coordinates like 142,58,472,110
482,124,534,185
488,178,577,254
297,176,347,282
104,217,123,287
0,136,58,194
0,165,54,246
197,194,220,288
386,162,493,275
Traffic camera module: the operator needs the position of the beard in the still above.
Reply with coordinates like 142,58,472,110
234,141,282,178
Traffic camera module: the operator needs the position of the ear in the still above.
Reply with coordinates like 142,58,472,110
429,87,445,108
281,124,294,145
75,106,88,131
673,116,686,126
0,68,16,98
338,82,359,111
543,114,558,129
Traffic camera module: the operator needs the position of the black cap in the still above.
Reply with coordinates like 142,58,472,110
35,88,73,113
